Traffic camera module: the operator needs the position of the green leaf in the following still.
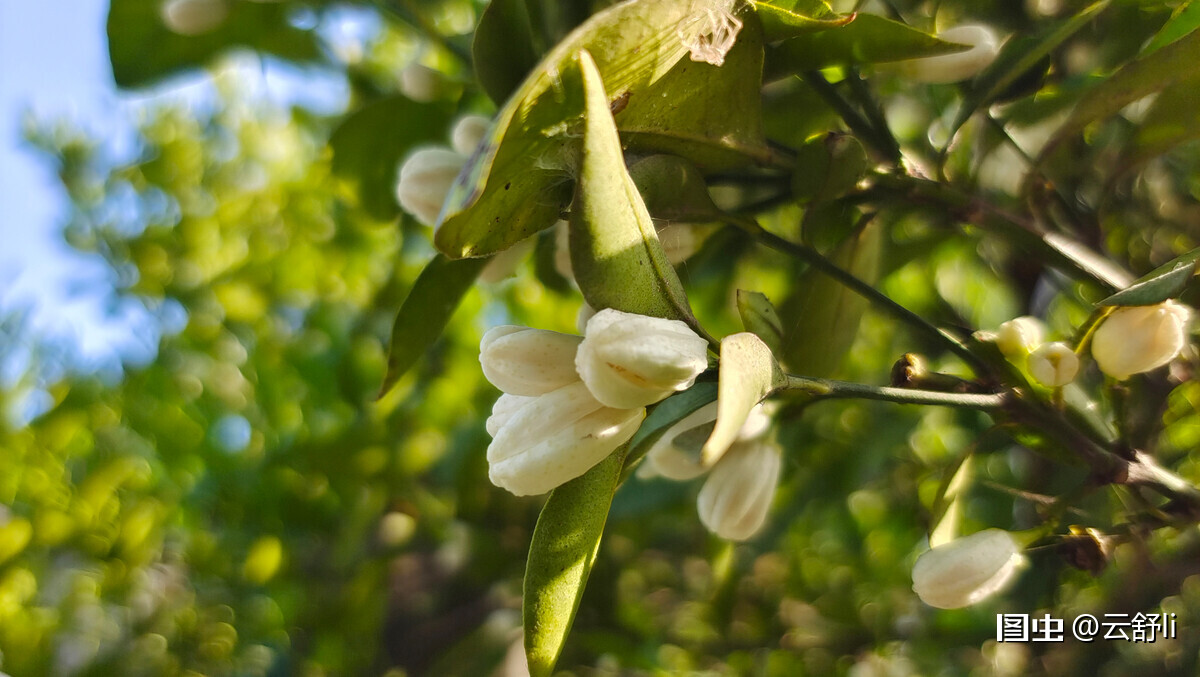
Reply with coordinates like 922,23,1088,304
568,51,695,322
624,381,719,472
107,0,321,89
377,255,488,399
524,449,624,677
736,290,784,354
701,333,782,466
616,10,774,169
780,219,882,378
765,14,963,75
1123,75,1200,170
330,96,452,220
1097,252,1198,307
627,155,721,222
1142,0,1200,56
473,0,545,106
1037,28,1200,165
752,0,853,43
948,1,1110,138
435,0,723,258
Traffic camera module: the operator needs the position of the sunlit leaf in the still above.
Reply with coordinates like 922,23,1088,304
765,14,962,75
436,0,725,258
928,454,972,548
330,96,452,220
107,0,321,88
701,332,782,466
378,255,488,398
617,11,773,169
1097,252,1198,307
752,0,853,43
1142,0,1200,55
568,51,695,322
524,449,624,677
1123,76,1200,170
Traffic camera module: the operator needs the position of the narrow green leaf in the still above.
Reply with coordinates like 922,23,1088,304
107,0,321,89
329,96,452,220
624,382,719,472
949,1,1110,137
736,290,784,354
781,220,882,378
1097,257,1198,308
701,333,782,466
524,449,624,677
1038,29,1200,165
1142,0,1200,56
616,10,773,169
765,14,963,75
473,0,545,106
752,0,853,43
569,51,695,322
436,0,718,258
1123,75,1200,170
377,255,488,399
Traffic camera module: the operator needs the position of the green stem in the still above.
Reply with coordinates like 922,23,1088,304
802,71,898,164
724,213,990,375
782,374,1007,409
846,69,902,164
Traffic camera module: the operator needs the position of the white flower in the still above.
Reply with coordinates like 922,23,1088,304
160,0,228,35
696,438,781,541
451,115,491,156
911,529,1027,609
986,316,1046,359
399,63,440,102
486,393,534,436
576,309,710,409
479,325,583,396
898,25,999,84
640,402,771,481
1028,341,1079,387
487,382,645,496
1092,300,1193,380
478,238,534,284
395,148,465,226
677,1,743,67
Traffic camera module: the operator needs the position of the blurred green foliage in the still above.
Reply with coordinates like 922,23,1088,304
2,0,1200,675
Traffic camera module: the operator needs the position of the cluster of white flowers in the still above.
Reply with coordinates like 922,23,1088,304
481,309,708,496
979,299,1193,387
395,115,491,227
480,308,779,540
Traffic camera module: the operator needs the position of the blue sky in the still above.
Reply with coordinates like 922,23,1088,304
0,1,358,374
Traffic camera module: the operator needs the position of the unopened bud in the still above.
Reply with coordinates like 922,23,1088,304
641,402,770,481
480,325,583,396
487,382,644,496
1028,341,1079,387
994,316,1046,359
911,529,1027,609
1091,300,1193,380
576,309,709,409
696,439,781,540
395,148,465,226
450,115,491,156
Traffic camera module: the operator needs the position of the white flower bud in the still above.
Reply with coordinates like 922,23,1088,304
399,63,440,102
898,25,999,84
696,439,781,541
911,529,1027,609
478,238,534,284
160,0,228,36
480,325,583,396
1092,301,1193,380
641,402,771,481
450,115,491,156
1028,341,1079,387
487,382,645,496
993,316,1045,359
395,148,465,226
576,309,710,409
486,393,534,436
576,302,597,335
